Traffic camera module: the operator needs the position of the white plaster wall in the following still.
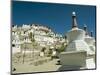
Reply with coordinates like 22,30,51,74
59,51,86,67
65,40,95,55
67,29,85,43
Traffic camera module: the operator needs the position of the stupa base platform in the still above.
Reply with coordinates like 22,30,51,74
59,51,87,67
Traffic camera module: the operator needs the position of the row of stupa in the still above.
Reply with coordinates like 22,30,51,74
65,12,95,55
59,12,95,68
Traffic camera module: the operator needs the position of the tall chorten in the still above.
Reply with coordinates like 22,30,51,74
65,12,93,55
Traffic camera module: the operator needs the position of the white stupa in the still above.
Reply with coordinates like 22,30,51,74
59,12,96,68
65,12,93,55
83,25,95,55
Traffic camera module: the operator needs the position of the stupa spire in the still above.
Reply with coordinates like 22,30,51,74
72,12,78,28
90,31,93,37
84,24,88,35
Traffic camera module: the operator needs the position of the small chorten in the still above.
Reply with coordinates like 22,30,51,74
84,29,95,52
90,31,93,37
83,24,88,35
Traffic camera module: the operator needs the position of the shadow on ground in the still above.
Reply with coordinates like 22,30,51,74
57,65,81,71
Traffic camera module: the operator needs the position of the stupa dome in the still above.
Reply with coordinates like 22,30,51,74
67,12,85,43
67,28,85,43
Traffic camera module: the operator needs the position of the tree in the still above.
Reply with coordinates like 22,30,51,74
17,30,24,63
58,43,66,53
29,32,35,42
41,47,46,52
18,30,28,64
22,37,27,64
29,32,36,59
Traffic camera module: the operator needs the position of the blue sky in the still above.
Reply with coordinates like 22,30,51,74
12,1,96,37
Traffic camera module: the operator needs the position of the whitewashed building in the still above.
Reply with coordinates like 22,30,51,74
12,24,64,53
